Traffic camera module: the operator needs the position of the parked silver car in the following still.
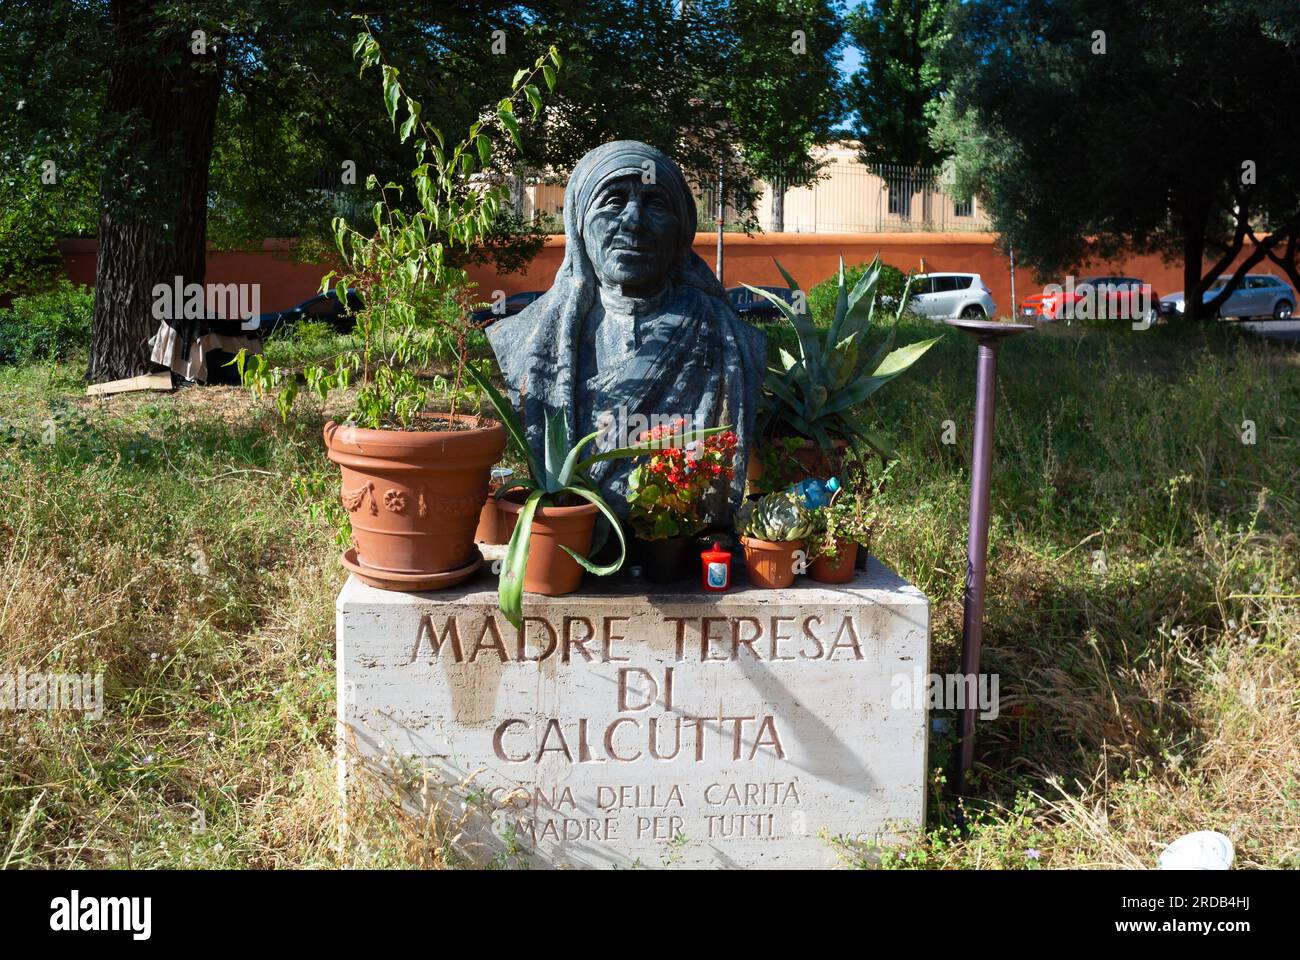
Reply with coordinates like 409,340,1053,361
1161,274,1295,320
906,272,997,320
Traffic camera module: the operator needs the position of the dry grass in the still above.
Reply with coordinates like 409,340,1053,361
0,318,1297,869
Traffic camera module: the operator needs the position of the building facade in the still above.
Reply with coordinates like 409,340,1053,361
513,141,991,235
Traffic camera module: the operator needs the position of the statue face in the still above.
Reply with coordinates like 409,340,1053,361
582,174,680,296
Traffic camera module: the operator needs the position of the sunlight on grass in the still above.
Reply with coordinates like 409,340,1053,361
0,319,1296,868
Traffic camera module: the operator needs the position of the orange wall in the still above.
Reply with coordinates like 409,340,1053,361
57,233,1287,317
465,232,1288,314
59,238,335,314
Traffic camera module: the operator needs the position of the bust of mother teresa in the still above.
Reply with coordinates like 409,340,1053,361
486,140,767,521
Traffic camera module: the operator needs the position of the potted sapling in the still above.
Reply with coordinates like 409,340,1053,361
807,483,882,583
238,20,561,590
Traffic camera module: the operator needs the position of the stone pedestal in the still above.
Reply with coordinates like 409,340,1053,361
337,560,930,869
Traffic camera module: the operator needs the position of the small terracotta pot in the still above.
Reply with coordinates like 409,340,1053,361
791,438,847,478
324,416,506,585
810,539,859,584
740,536,805,589
474,496,500,544
498,499,519,542
475,483,508,544
497,497,599,595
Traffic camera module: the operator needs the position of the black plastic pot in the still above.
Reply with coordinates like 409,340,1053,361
634,536,694,583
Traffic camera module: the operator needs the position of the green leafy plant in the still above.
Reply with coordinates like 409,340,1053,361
625,421,738,540
806,259,911,326
810,454,894,559
811,495,876,560
744,255,941,461
735,491,815,543
0,280,94,364
239,19,561,429
464,365,724,628
750,435,811,495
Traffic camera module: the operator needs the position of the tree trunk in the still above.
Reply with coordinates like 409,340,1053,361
87,0,222,382
1180,193,1210,323
771,172,785,233
1262,226,1300,293
511,173,525,219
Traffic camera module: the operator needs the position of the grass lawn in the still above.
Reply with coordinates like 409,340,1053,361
0,317,1296,868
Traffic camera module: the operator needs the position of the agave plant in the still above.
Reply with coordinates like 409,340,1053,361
463,363,724,627
743,256,941,460
736,492,815,543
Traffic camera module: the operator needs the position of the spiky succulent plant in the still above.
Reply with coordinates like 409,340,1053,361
737,492,815,542
743,256,941,460
463,362,726,628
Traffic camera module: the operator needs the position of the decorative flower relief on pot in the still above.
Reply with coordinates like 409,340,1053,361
344,482,480,518
342,481,375,513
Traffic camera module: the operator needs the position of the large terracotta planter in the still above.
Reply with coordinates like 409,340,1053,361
324,416,506,589
740,535,805,589
497,497,599,596
809,539,859,584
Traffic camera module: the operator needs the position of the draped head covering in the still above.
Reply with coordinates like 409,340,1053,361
486,140,767,520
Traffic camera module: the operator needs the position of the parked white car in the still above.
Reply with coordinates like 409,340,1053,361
906,273,997,320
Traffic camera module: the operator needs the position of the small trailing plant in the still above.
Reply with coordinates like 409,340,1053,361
735,491,815,543
239,18,561,429
809,458,893,559
625,420,738,540
744,255,941,462
810,489,878,560
464,365,724,627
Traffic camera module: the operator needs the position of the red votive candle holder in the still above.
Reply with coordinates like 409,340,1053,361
701,541,731,592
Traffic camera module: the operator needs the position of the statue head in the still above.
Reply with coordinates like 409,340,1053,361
566,141,698,299
486,139,767,521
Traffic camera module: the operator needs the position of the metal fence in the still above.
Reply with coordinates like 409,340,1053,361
758,162,991,234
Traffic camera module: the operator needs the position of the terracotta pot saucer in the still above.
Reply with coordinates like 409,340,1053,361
341,545,482,592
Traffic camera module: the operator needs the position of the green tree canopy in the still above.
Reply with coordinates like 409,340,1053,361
1,1,852,378
936,0,1300,321
846,0,948,168
718,0,846,231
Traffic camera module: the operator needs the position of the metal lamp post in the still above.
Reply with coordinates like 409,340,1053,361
944,318,1033,802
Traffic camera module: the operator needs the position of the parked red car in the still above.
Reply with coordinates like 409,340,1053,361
1019,275,1161,325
